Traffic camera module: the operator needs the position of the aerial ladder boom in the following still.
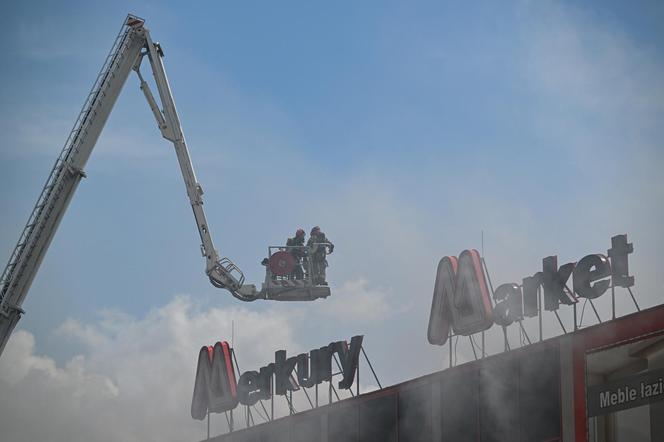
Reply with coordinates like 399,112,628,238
0,17,148,356
0,15,330,358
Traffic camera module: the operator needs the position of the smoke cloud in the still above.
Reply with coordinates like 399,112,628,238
0,296,300,442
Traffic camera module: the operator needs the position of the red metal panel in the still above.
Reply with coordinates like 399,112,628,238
221,342,237,398
269,251,296,276
572,304,664,441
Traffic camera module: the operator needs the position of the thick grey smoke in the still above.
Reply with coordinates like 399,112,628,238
0,297,299,442
0,295,380,442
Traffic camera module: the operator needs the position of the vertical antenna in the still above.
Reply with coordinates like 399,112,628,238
481,230,484,257
481,229,486,358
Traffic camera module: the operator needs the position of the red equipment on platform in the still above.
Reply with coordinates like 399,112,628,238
268,251,296,276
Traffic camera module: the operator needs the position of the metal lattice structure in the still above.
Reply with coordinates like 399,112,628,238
0,16,147,355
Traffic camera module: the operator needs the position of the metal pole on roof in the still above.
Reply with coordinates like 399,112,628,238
469,336,478,360
518,320,531,345
554,310,567,334
481,331,485,358
361,346,382,389
449,329,453,368
538,287,543,342
481,231,486,359
589,299,602,324
293,367,314,408
356,353,360,397
331,383,341,401
627,287,640,312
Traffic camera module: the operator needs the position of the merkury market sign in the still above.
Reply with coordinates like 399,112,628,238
191,336,363,420
427,234,634,345
190,234,635,420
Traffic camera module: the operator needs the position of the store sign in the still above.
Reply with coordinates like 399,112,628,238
191,335,363,420
427,249,493,345
587,367,664,417
191,341,238,420
428,235,634,345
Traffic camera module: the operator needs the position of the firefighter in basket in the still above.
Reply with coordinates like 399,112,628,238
285,228,306,280
306,226,334,285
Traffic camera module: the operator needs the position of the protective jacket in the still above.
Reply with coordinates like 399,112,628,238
307,232,334,261
286,235,306,259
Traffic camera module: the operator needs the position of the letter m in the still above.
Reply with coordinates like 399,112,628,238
428,249,493,345
191,341,238,420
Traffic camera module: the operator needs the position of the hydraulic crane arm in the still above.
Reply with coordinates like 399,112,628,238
132,26,253,300
0,15,257,358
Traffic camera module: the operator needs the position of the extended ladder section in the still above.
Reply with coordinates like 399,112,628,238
0,17,148,355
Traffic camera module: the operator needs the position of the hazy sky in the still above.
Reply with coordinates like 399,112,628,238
1,1,663,441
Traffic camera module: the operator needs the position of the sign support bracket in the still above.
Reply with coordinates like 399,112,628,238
293,366,315,408
538,287,543,342
628,286,640,312
518,320,531,345
554,310,568,334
